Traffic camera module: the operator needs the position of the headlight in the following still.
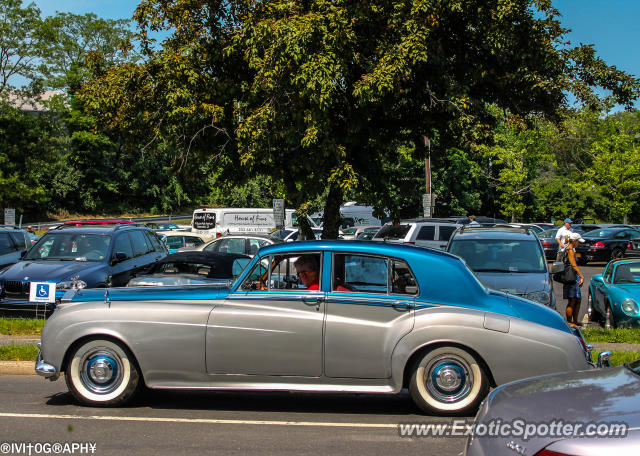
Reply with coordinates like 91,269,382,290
621,298,639,316
524,291,551,305
56,279,87,290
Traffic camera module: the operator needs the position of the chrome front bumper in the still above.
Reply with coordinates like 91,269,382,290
35,342,59,381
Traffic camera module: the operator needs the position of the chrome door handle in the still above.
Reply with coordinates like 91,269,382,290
392,301,414,311
302,296,324,311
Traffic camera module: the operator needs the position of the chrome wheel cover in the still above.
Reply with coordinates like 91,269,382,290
424,354,473,403
79,347,124,395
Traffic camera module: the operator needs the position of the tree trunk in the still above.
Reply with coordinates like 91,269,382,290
321,182,343,239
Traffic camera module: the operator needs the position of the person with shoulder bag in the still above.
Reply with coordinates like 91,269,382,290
563,232,585,327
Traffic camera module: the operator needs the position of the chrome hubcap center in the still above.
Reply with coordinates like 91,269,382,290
89,359,114,383
435,366,462,392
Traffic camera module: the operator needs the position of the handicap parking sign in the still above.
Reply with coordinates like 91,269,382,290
29,282,56,303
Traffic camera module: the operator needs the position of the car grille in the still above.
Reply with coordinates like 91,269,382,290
3,280,30,299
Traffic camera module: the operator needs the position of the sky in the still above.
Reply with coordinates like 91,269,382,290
32,0,640,80
31,0,640,108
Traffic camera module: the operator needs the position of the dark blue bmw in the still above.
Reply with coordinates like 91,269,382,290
0,222,167,317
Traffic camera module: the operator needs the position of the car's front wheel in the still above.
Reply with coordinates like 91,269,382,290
409,346,489,416
65,339,140,407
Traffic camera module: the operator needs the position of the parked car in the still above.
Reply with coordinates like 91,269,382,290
36,240,593,414
157,230,209,254
493,223,546,233
373,219,461,250
537,228,560,260
0,223,167,317
145,222,181,230
340,226,381,240
185,233,284,257
464,356,640,456
588,259,640,328
127,251,251,287
447,226,561,309
571,223,601,234
277,227,324,241
0,225,30,269
355,231,376,241
575,227,640,264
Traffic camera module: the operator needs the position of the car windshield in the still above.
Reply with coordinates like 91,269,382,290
588,229,620,238
449,239,546,273
374,224,411,240
612,263,640,284
26,233,111,262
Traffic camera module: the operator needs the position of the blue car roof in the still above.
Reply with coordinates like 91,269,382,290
255,239,461,260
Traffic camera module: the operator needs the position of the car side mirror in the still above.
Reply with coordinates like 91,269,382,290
550,261,563,274
111,252,128,265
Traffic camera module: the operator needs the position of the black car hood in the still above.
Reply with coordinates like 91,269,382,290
0,260,104,282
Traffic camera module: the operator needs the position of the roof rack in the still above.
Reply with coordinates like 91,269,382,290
55,220,140,230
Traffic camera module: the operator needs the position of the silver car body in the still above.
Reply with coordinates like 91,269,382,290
37,241,590,403
465,360,640,455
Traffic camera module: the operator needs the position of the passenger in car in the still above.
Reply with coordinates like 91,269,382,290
294,255,320,290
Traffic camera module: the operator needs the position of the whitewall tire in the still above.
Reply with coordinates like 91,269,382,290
65,339,140,407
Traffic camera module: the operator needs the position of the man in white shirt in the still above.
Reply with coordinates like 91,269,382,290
555,218,573,260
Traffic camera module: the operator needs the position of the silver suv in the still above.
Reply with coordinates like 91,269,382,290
372,219,461,250
446,226,562,309
0,226,30,269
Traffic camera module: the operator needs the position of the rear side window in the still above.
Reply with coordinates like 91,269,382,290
130,231,151,256
113,233,134,259
165,236,185,250
183,236,205,249
332,254,388,294
217,238,246,254
374,224,411,240
416,226,435,240
145,232,164,252
8,232,27,249
438,226,456,241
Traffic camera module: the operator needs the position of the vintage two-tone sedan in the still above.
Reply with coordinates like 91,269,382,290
36,241,595,415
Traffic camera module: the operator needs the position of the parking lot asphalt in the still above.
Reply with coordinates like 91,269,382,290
0,376,467,456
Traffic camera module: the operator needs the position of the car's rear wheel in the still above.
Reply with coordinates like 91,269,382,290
587,291,602,322
611,248,624,261
65,339,140,407
604,304,617,330
409,346,489,416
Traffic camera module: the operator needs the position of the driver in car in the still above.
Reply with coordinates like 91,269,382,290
294,255,320,290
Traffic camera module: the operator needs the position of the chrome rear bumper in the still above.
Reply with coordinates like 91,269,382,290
35,342,59,381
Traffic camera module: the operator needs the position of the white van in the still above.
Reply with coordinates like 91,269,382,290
191,208,296,239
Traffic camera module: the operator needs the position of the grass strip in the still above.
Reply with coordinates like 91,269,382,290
582,327,640,344
0,318,45,336
0,344,39,361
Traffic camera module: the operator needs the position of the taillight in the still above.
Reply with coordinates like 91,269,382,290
534,449,571,456
628,241,632,250
216,232,222,238
592,241,605,248
405,241,415,245
541,241,550,247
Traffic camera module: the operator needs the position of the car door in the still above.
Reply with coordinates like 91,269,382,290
206,252,324,376
593,263,614,314
109,232,136,286
324,253,416,378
